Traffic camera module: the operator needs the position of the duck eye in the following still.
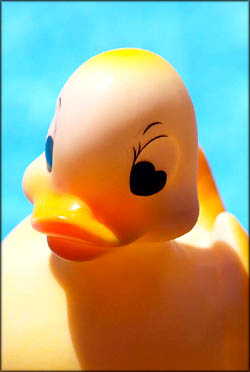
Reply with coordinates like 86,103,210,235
45,135,54,172
130,161,167,196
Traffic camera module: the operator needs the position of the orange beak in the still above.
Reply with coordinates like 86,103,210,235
23,154,119,261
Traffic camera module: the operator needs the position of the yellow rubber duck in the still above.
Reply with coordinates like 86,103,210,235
2,49,248,370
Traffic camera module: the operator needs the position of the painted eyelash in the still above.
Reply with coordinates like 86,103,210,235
133,135,168,164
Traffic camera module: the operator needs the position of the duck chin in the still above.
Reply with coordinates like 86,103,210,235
47,236,115,262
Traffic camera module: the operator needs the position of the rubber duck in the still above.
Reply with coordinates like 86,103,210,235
2,48,248,371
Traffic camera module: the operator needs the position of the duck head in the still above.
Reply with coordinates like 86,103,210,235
23,48,199,261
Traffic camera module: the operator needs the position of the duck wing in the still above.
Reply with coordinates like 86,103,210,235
211,211,248,273
177,146,248,272
197,146,225,231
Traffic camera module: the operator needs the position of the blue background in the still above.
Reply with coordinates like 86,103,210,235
2,1,248,239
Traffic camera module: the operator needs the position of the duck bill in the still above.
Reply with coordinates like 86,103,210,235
31,190,119,261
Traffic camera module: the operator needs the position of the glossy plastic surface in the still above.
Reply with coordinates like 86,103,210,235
23,48,199,261
3,49,248,370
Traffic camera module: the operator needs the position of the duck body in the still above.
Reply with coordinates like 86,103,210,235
2,48,249,370
3,210,248,370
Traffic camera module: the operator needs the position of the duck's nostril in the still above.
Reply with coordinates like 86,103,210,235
45,135,54,172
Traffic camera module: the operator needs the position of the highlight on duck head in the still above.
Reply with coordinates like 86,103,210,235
22,48,199,261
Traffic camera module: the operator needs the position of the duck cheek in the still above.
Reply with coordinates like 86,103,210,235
115,209,154,245
89,195,148,246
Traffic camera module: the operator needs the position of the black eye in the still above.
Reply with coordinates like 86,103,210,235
45,136,54,172
130,161,167,196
